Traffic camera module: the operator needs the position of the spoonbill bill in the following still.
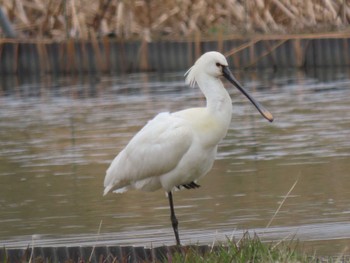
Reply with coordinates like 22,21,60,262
103,51,273,246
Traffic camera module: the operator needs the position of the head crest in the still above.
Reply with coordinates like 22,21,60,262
184,65,197,88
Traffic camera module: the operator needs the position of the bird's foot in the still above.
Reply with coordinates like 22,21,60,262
177,181,201,190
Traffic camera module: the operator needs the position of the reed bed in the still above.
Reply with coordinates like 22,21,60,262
1,0,350,41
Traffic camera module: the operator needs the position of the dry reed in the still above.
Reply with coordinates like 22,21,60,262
1,0,350,41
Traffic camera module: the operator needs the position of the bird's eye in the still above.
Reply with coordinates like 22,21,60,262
216,63,221,67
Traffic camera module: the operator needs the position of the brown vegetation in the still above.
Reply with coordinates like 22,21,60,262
1,0,350,41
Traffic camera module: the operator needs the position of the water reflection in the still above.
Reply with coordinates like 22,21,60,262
0,69,350,255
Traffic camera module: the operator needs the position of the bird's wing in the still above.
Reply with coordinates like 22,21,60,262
104,112,193,193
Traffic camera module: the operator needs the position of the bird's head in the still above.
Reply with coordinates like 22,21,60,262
185,51,228,87
201,51,229,78
185,51,274,122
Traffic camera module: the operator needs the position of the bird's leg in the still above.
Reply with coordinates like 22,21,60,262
167,191,181,246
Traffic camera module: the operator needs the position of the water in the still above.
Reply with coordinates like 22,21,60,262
0,69,350,255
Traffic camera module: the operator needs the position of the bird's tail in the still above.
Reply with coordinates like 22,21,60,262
103,184,113,196
103,184,129,196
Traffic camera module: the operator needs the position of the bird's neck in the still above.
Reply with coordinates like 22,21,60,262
197,75,232,127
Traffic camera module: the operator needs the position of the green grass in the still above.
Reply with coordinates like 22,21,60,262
168,233,349,263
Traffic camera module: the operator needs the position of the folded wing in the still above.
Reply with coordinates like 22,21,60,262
103,112,193,195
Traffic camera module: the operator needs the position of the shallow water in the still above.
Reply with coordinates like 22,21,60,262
0,69,350,255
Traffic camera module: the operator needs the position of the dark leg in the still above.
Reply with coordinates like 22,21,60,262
167,191,181,246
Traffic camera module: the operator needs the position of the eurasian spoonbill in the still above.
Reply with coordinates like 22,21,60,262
103,51,273,246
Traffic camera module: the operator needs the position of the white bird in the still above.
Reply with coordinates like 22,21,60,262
103,51,273,246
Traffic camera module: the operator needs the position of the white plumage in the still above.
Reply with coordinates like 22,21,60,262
103,51,273,245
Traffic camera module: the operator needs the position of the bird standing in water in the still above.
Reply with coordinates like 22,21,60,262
103,51,273,246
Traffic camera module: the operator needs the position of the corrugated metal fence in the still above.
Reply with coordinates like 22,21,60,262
1,33,350,75
1,244,211,263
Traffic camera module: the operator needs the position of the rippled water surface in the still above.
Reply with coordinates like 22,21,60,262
1,69,350,255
